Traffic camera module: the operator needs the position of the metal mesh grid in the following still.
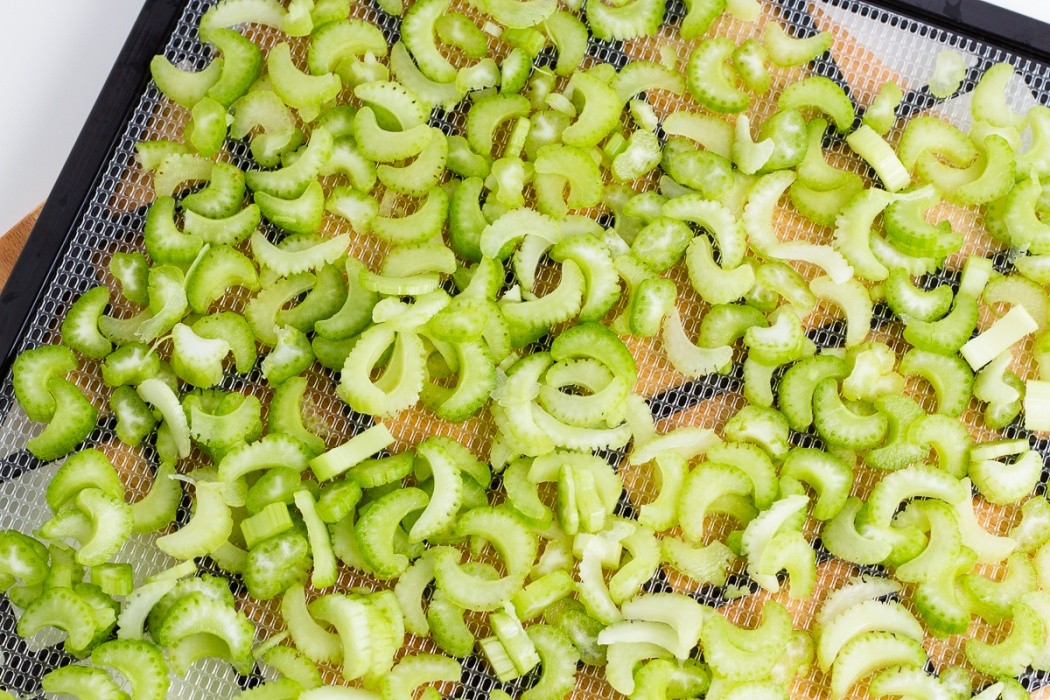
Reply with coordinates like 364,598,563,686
2,0,1050,697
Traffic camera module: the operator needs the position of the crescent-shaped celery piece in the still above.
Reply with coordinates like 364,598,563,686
337,324,427,417
763,22,831,66
268,42,341,122
218,434,312,504
61,287,112,360
230,90,303,168
308,20,389,78
663,195,746,268
830,632,928,699
246,127,333,199
135,378,189,459
142,197,203,267
892,499,963,583
755,109,808,173
742,494,808,591
741,170,794,254
966,599,1042,677
677,461,753,543
883,187,961,259
744,308,808,366
863,81,903,135
369,188,448,246
150,53,223,108
810,276,872,348
686,38,748,114
91,638,171,700
12,345,78,423
109,251,150,306
549,234,620,322
585,0,664,40
661,307,734,378
250,232,349,278
401,0,457,82
864,465,967,531
432,507,538,611
972,62,1024,128
884,268,952,323
200,0,288,34
918,134,1015,206
816,599,924,674
378,129,448,197
702,601,793,682
556,71,620,149
898,348,974,417
185,96,228,158
847,125,911,192
155,481,232,560
153,590,255,671
381,654,461,700
169,323,230,388
153,152,213,198
255,180,326,235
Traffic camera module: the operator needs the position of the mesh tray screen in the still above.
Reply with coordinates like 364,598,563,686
1,0,1050,697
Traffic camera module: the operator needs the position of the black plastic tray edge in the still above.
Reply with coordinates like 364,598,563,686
0,0,183,377
0,0,1047,375
873,0,1050,66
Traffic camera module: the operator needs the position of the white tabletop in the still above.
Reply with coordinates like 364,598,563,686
0,0,1047,234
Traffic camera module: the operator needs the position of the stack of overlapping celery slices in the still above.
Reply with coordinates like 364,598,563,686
7,0,1050,696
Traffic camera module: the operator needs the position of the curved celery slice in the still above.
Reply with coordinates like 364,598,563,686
686,38,748,114
92,638,170,700
972,62,1024,128
863,81,903,135
268,43,341,122
186,96,228,157
42,666,127,699
370,188,448,246
883,187,961,259
741,494,808,591
12,345,78,423
919,134,1015,206
830,632,928,699
150,54,223,108
810,276,872,347
156,481,233,560
816,599,923,674
664,194,746,268
702,601,793,682
337,324,427,417
848,125,911,191
137,378,189,459
247,127,334,199
433,507,538,611
966,600,1042,677
230,90,303,167
744,308,808,366
898,347,973,417
309,20,389,77
764,22,831,67
560,72,621,149
255,180,326,235
382,654,461,700
586,0,664,41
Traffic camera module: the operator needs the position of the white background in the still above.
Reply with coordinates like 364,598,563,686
0,0,1047,234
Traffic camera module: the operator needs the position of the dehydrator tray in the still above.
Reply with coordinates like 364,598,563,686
3,0,1050,697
